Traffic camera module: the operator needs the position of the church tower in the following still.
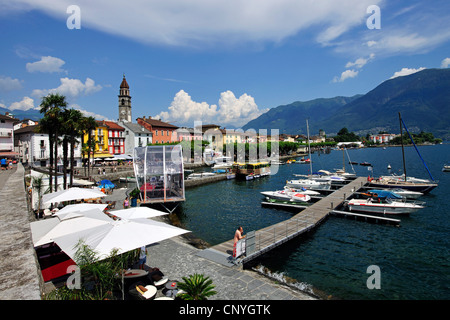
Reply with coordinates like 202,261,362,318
118,74,132,122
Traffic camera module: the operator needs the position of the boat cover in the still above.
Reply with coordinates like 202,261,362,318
368,189,403,199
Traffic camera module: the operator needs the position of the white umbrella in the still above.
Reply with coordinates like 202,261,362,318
53,218,190,263
109,207,168,220
42,187,106,205
54,203,109,220
30,208,113,247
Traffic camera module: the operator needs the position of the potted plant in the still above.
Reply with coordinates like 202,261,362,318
129,187,140,207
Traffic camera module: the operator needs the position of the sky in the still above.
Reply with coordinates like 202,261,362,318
1,0,449,129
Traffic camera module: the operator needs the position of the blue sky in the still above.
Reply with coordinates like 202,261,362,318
1,0,449,128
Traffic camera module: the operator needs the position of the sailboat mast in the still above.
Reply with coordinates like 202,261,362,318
399,112,407,181
306,119,313,174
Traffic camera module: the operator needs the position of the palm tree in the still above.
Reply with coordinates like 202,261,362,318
80,116,97,177
177,273,217,300
62,108,83,187
40,93,68,192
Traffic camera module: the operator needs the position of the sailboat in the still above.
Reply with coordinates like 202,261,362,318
367,113,438,194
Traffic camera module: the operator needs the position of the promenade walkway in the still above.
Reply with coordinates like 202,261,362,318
0,163,41,299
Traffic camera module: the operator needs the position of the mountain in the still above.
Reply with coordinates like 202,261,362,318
243,68,450,139
0,106,41,121
243,95,361,135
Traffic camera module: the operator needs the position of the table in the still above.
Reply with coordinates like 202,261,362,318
164,281,178,298
123,269,148,279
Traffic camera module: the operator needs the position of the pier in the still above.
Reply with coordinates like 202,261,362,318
200,177,369,267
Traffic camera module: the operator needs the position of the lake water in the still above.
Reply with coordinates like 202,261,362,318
175,144,450,300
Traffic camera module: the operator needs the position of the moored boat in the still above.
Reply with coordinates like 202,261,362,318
347,198,425,215
286,179,331,190
233,162,271,180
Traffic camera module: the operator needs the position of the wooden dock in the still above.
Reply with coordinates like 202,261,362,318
208,177,368,266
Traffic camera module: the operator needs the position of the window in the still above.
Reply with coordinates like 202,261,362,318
155,130,158,136
162,130,164,136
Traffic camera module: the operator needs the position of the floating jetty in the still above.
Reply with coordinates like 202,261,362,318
201,177,399,268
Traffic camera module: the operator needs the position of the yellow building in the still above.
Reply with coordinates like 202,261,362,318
83,121,112,159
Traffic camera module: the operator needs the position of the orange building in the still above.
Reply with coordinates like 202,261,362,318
136,116,178,144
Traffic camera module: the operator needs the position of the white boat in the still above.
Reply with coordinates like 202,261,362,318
347,199,425,215
442,165,450,172
187,172,215,179
283,186,321,196
261,190,311,203
286,179,331,190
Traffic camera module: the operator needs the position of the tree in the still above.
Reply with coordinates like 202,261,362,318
62,108,84,187
79,116,97,177
40,94,68,192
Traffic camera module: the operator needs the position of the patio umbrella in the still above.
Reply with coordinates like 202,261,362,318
42,187,106,205
30,208,113,247
54,203,109,220
108,206,168,220
98,179,115,189
52,218,190,263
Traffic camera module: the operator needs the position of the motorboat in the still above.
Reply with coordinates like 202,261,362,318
283,186,321,197
286,179,331,190
359,162,372,166
298,158,310,164
187,172,216,179
443,165,450,172
261,190,311,203
347,198,425,215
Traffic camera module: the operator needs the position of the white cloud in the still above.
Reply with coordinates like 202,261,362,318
6,0,382,47
333,69,359,83
390,67,426,79
0,76,23,92
32,77,102,99
8,96,36,111
70,104,111,121
345,54,375,69
441,58,450,68
156,90,268,127
26,56,66,73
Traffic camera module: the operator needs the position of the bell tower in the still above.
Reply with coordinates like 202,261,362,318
118,74,132,122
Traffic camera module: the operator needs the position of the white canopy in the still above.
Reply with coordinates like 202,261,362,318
54,203,109,220
109,207,168,220
30,208,112,247
53,218,190,263
42,187,106,205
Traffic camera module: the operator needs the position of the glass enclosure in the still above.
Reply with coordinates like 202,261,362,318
133,145,185,204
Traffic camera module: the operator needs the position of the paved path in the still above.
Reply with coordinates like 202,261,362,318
146,233,316,300
0,163,42,300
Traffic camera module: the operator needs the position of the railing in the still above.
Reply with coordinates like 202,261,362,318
244,211,317,260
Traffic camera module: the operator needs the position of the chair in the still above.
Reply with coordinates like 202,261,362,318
43,209,53,219
135,284,157,300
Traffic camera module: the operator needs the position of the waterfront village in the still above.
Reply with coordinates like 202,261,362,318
0,75,442,302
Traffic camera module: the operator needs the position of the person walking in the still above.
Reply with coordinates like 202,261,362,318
123,197,130,209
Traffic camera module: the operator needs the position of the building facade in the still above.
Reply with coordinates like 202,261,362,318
137,116,178,144
119,121,152,154
14,125,82,167
0,113,19,159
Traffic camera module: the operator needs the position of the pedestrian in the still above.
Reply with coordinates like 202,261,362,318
234,226,246,245
1,158,7,171
138,246,147,270
233,226,246,258
123,197,129,209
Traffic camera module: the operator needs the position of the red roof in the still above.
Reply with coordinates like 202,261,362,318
120,75,129,89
